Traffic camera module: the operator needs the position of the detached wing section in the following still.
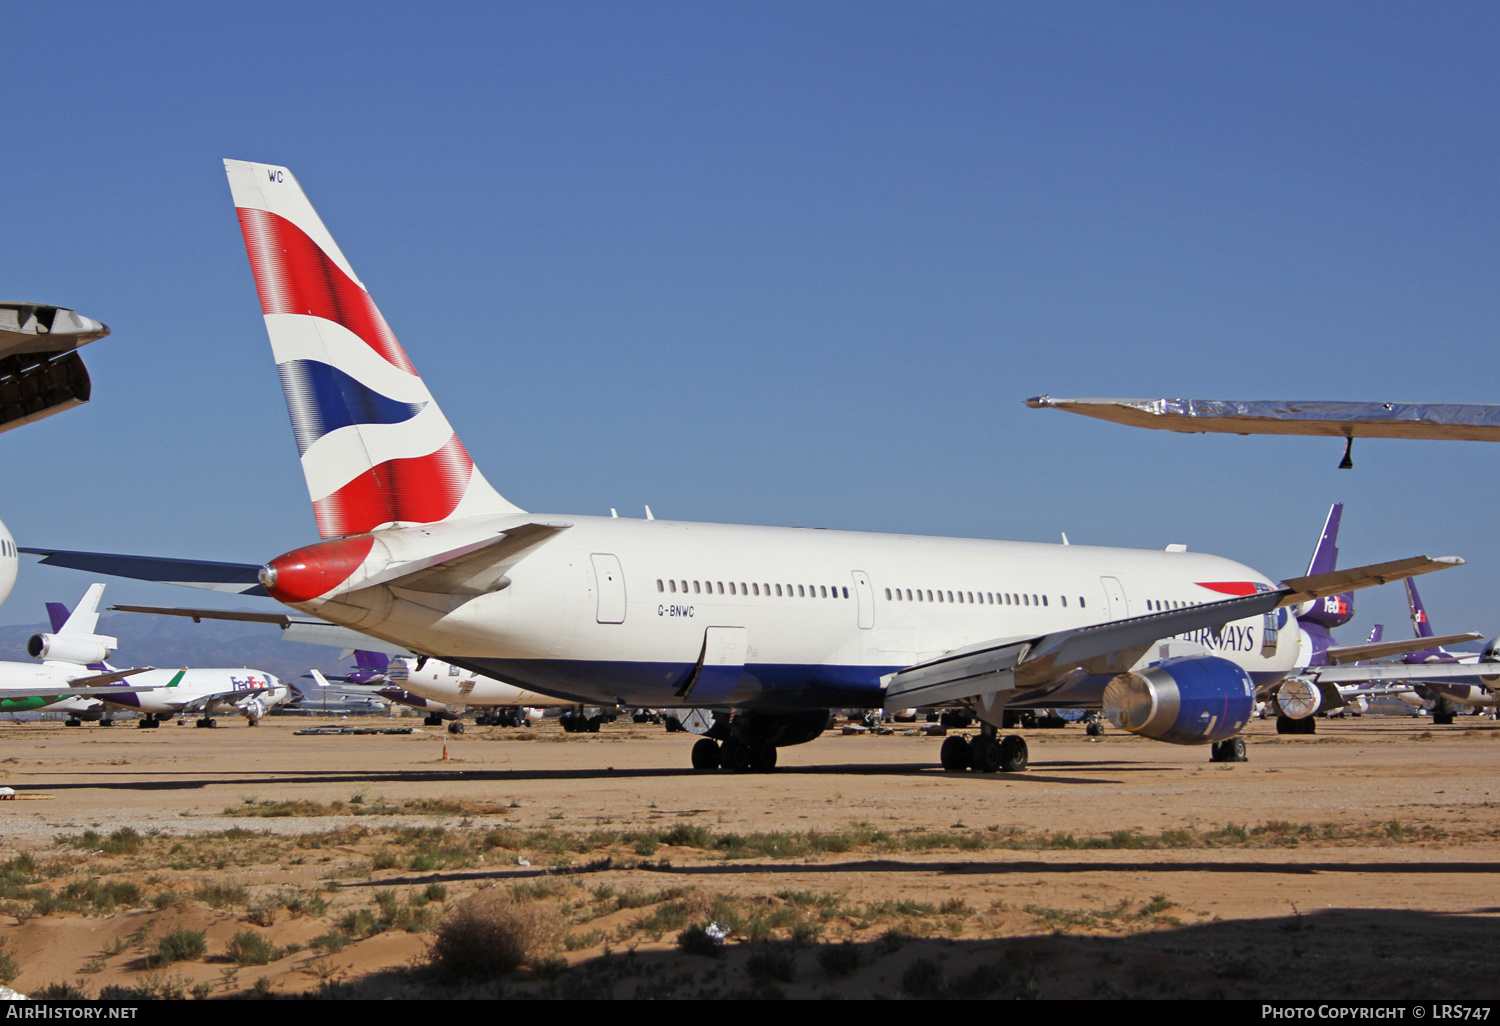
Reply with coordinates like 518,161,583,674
883,556,1462,711
20,550,266,595
1025,396,1500,442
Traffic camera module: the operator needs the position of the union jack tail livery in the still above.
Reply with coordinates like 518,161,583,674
223,159,523,539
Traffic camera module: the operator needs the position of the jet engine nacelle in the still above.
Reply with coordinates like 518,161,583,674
26,632,114,665
1274,678,1322,720
1102,656,1254,745
239,697,268,723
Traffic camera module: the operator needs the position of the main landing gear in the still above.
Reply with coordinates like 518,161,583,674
194,717,218,729
1209,737,1247,762
136,715,163,729
690,736,777,773
939,729,1028,773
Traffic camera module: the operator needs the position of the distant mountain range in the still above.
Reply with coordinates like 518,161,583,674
0,610,353,684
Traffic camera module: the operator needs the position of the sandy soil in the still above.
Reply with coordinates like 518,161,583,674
0,711,1495,999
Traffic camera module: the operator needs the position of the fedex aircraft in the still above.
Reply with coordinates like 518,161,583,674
1386,580,1500,722
22,160,1469,774
0,585,158,720
319,650,561,729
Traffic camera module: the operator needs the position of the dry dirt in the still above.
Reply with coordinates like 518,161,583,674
0,710,1494,1000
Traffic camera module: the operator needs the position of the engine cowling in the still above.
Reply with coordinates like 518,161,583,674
1274,678,1322,719
1102,656,1254,745
26,632,114,665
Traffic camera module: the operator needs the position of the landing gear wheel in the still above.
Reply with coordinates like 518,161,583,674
195,718,207,729
748,744,778,773
998,735,1029,772
586,716,602,734
1085,720,1104,737
969,734,1002,773
100,719,114,727
722,738,753,773
1210,737,1248,763
207,718,218,729
939,735,971,772
64,719,81,727
138,716,157,729
448,722,465,735
690,738,721,770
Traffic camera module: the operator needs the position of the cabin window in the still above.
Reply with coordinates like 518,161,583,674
1042,595,1048,607
1022,594,1029,606
775,584,783,596
797,585,805,597
680,580,688,592
916,590,924,602
1079,597,1086,608
885,588,891,600
842,586,849,598
693,581,701,594
728,582,736,595
716,582,724,594
657,579,664,592
1061,596,1067,607
669,580,677,593
740,582,747,594
752,583,759,596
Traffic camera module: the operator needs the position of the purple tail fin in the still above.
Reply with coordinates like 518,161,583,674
1367,624,1383,644
1306,503,1343,576
1406,579,1435,639
45,602,70,634
353,650,390,672
1298,503,1353,633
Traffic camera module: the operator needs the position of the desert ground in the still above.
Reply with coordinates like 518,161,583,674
0,709,1494,1000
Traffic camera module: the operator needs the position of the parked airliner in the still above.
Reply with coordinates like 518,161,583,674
21,160,1468,774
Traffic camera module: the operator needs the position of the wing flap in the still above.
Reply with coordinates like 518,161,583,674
363,521,570,595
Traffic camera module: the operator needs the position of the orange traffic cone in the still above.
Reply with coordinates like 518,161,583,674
442,743,449,761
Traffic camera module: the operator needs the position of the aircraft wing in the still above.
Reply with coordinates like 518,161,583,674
883,556,1462,710
0,304,110,435
21,550,266,595
1302,662,1500,685
1025,396,1500,442
66,667,155,689
178,687,271,715
1325,633,1483,664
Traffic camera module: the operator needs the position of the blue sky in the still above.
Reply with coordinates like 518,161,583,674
3,1,1497,645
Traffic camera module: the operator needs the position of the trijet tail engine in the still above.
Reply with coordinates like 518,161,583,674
1102,656,1254,744
26,632,115,666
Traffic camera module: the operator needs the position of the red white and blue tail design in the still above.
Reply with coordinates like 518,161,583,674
224,159,523,538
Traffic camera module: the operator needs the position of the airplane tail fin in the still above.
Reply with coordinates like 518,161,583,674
353,650,390,672
46,602,70,634
223,159,524,539
57,584,105,636
1298,503,1353,631
1367,624,1383,644
1406,579,1436,640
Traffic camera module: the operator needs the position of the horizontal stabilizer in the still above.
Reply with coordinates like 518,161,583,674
1325,633,1482,664
111,605,413,657
1026,396,1500,442
22,550,266,595
359,521,571,596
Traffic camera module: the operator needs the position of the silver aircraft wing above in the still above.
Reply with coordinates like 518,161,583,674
882,555,1463,711
22,551,267,595
0,303,110,435
1025,396,1500,441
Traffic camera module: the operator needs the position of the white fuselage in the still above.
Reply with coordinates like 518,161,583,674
99,668,290,720
288,514,1298,712
388,657,575,709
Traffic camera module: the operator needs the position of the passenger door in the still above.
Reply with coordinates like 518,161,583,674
591,553,627,624
851,571,875,629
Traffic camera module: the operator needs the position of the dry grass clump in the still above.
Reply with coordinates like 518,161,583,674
427,890,562,980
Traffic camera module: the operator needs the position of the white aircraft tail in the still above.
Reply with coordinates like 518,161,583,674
58,583,106,636
222,159,524,540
